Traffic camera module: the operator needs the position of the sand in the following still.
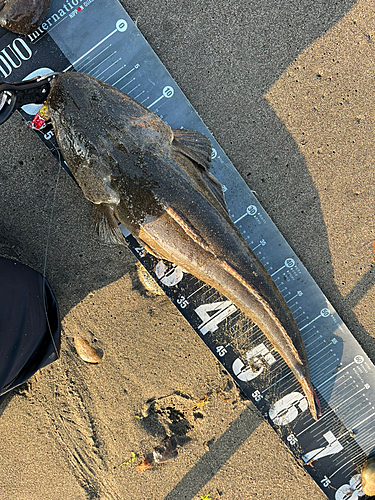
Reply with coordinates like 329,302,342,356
0,0,374,499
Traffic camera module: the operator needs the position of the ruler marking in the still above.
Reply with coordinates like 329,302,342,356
120,77,136,90
302,333,319,347
233,212,247,224
313,359,340,384
90,51,117,75
64,28,118,71
147,95,164,109
201,288,220,303
262,370,292,394
332,450,362,472
286,294,300,304
297,405,345,437
227,311,243,329
358,432,375,452
316,371,342,391
308,342,331,361
332,441,365,466
287,301,298,310
270,265,286,277
304,325,317,334
332,390,358,408
310,353,336,372
94,57,121,79
346,397,371,416
355,429,375,453
225,326,257,349
299,314,323,331
78,44,112,71
103,63,127,82
305,336,324,351
358,430,375,452
341,403,371,428
310,352,338,371
293,312,305,322
229,318,254,334
289,304,301,314
239,325,263,343
347,409,375,430
329,450,366,478
330,385,358,405
128,84,141,94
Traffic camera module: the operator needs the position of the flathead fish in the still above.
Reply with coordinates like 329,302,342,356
47,72,319,420
0,0,51,34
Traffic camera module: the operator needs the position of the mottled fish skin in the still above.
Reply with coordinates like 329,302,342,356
47,72,318,420
0,0,51,34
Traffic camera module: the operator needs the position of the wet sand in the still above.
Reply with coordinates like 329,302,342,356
0,1,374,498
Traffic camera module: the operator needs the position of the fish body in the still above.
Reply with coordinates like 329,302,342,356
47,72,318,420
0,0,50,34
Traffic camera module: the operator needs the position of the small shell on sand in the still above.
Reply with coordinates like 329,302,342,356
74,337,104,364
136,262,164,296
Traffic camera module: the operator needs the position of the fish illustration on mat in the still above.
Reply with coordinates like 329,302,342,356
46,72,319,420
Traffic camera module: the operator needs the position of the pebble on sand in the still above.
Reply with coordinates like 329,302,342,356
362,457,375,496
136,262,164,295
74,337,104,364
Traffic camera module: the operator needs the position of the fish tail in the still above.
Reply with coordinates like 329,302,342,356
216,259,321,420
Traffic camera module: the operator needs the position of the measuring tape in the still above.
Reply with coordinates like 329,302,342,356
0,2,372,498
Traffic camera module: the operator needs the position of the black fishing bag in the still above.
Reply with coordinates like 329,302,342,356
0,257,60,399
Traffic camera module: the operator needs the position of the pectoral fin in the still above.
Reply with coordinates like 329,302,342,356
92,204,126,246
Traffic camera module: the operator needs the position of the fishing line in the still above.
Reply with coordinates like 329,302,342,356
41,137,63,359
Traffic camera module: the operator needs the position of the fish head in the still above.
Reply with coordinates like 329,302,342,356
47,72,173,156
47,72,124,205
47,72,170,225
47,72,108,144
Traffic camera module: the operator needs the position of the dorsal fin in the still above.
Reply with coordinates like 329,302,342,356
201,170,229,215
171,128,229,217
